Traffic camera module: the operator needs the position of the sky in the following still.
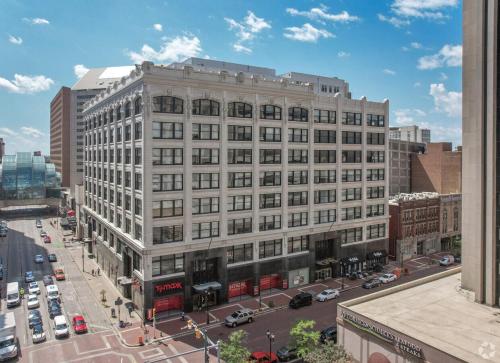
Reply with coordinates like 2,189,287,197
0,0,462,154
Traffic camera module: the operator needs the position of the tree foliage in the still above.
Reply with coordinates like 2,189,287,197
290,319,321,358
304,341,352,363
219,330,250,363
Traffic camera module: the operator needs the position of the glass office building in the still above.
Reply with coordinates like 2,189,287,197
0,152,61,200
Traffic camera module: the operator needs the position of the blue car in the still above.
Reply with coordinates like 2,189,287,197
25,271,35,283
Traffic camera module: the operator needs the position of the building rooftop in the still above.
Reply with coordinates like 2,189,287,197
389,192,439,204
72,66,135,91
341,271,500,363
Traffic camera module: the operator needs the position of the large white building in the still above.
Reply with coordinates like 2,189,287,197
82,59,389,316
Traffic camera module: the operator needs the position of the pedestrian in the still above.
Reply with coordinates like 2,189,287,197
91,269,95,276
97,267,100,276
181,312,185,321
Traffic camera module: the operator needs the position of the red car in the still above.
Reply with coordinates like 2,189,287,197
43,235,51,243
250,352,278,363
72,315,88,334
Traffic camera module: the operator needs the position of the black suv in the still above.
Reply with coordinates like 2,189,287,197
289,292,313,309
320,326,337,344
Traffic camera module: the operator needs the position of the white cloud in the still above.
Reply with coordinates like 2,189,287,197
23,17,50,25
378,14,410,27
411,42,422,49
418,44,462,69
337,51,350,58
233,44,252,54
21,126,44,138
74,64,89,79
153,23,163,32
414,81,421,87
383,68,396,75
8,35,23,45
284,23,333,43
0,127,18,136
0,74,54,94
429,83,462,117
224,11,271,53
129,35,202,64
391,0,458,19
286,5,360,23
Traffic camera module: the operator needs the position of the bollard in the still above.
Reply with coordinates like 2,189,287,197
138,336,144,346
111,308,116,318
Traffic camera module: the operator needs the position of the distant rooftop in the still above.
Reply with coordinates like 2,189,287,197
390,192,439,203
72,66,135,91
180,57,276,77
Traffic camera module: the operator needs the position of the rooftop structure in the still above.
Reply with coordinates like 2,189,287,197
389,192,439,204
389,125,431,144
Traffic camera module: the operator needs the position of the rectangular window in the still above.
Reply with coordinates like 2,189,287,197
134,148,142,165
288,212,308,227
228,172,252,188
339,227,363,244
259,215,281,231
259,239,283,259
367,186,385,199
192,197,219,215
314,109,336,124
260,105,282,120
152,254,185,277
367,114,385,127
134,198,142,216
314,150,336,163
314,170,336,184
366,169,385,181
342,188,362,201
192,123,220,140
342,150,362,163
342,112,362,126
341,206,362,221
314,209,336,224
153,148,183,165
228,102,252,118
125,171,131,188
153,225,183,244
134,122,142,140
260,149,281,164
314,189,336,204
228,125,252,141
288,128,308,143
192,221,220,239
227,243,253,264
153,199,183,218
367,223,386,239
228,195,252,211
288,170,308,185
228,218,253,235
259,171,281,186
228,149,252,164
314,129,336,143
342,169,362,182
342,131,362,144
125,125,131,141
192,173,219,190
367,132,385,145
288,107,308,122
152,122,183,139
288,149,308,164
153,174,183,192
288,235,309,253
260,127,282,142
192,148,219,165
259,193,281,209
367,151,385,163
288,191,308,206
366,204,385,217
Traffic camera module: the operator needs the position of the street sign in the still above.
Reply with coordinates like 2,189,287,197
115,297,123,306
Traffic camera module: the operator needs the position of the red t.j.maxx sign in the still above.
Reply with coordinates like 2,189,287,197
154,281,183,295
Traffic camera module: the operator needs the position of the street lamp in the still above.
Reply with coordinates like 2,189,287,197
204,288,211,325
266,329,275,360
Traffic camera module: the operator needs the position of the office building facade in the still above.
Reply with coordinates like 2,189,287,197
82,59,389,316
389,125,431,144
388,139,425,196
0,138,5,160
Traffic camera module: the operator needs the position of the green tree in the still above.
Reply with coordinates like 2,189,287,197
219,330,250,363
290,320,320,358
304,341,352,363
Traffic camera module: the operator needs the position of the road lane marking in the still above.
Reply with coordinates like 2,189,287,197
167,341,189,363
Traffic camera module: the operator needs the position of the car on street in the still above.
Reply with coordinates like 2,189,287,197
25,271,35,283
379,273,397,284
46,285,60,302
53,315,69,338
28,310,42,328
39,230,47,237
43,275,54,286
72,315,88,334
0,228,7,237
224,308,254,327
27,294,40,309
362,278,381,289
315,288,340,302
276,345,297,362
49,303,63,319
36,219,42,228
48,254,57,262
373,264,384,273
34,254,44,264
43,235,51,243
320,326,337,344
250,352,278,363
54,268,65,281
289,292,313,309
439,255,455,266
0,267,3,280
28,281,40,295
32,323,46,343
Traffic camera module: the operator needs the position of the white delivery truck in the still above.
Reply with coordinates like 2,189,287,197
0,312,18,361
6,282,20,308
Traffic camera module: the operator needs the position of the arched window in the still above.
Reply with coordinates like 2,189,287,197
116,105,122,121
260,105,282,120
228,102,252,118
134,97,142,115
109,109,114,123
192,99,219,116
124,101,131,118
152,96,184,114
288,107,308,122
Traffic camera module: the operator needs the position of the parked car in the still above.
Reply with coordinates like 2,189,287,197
43,275,54,286
224,308,254,327
28,281,40,295
320,326,337,344
39,230,47,237
276,345,297,362
27,294,40,309
379,273,397,284
32,323,46,343
54,268,65,281
289,292,313,309
250,352,278,363
43,235,51,243
348,272,358,280
72,315,88,334
46,285,60,302
36,219,42,228
316,289,340,302
0,228,7,237
49,303,63,319
440,255,455,266
53,315,69,338
453,255,461,263
362,278,381,289
25,271,35,283
34,254,44,264
48,254,57,262
28,310,42,328
373,264,384,273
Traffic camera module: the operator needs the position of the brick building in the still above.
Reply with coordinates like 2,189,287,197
0,138,5,160
411,142,462,194
389,192,440,262
440,194,461,252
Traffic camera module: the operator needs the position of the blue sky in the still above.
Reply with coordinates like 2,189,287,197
0,0,462,154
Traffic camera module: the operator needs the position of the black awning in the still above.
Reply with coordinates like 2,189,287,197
192,282,222,293
341,256,362,265
367,250,388,259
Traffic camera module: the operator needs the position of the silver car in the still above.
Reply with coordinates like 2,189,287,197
224,308,254,327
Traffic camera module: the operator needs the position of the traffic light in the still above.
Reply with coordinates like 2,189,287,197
194,328,202,339
187,319,193,329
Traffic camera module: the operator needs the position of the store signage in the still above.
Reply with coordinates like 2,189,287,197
154,281,183,296
347,257,359,263
373,252,383,258
341,311,424,360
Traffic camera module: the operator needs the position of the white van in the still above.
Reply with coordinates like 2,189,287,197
6,282,20,308
46,284,60,302
53,315,69,338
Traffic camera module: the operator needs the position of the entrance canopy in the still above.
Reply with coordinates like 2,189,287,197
192,281,222,293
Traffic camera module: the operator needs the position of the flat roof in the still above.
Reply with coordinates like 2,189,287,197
72,66,135,90
343,272,500,363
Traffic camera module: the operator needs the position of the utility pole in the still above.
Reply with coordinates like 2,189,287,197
82,240,85,272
